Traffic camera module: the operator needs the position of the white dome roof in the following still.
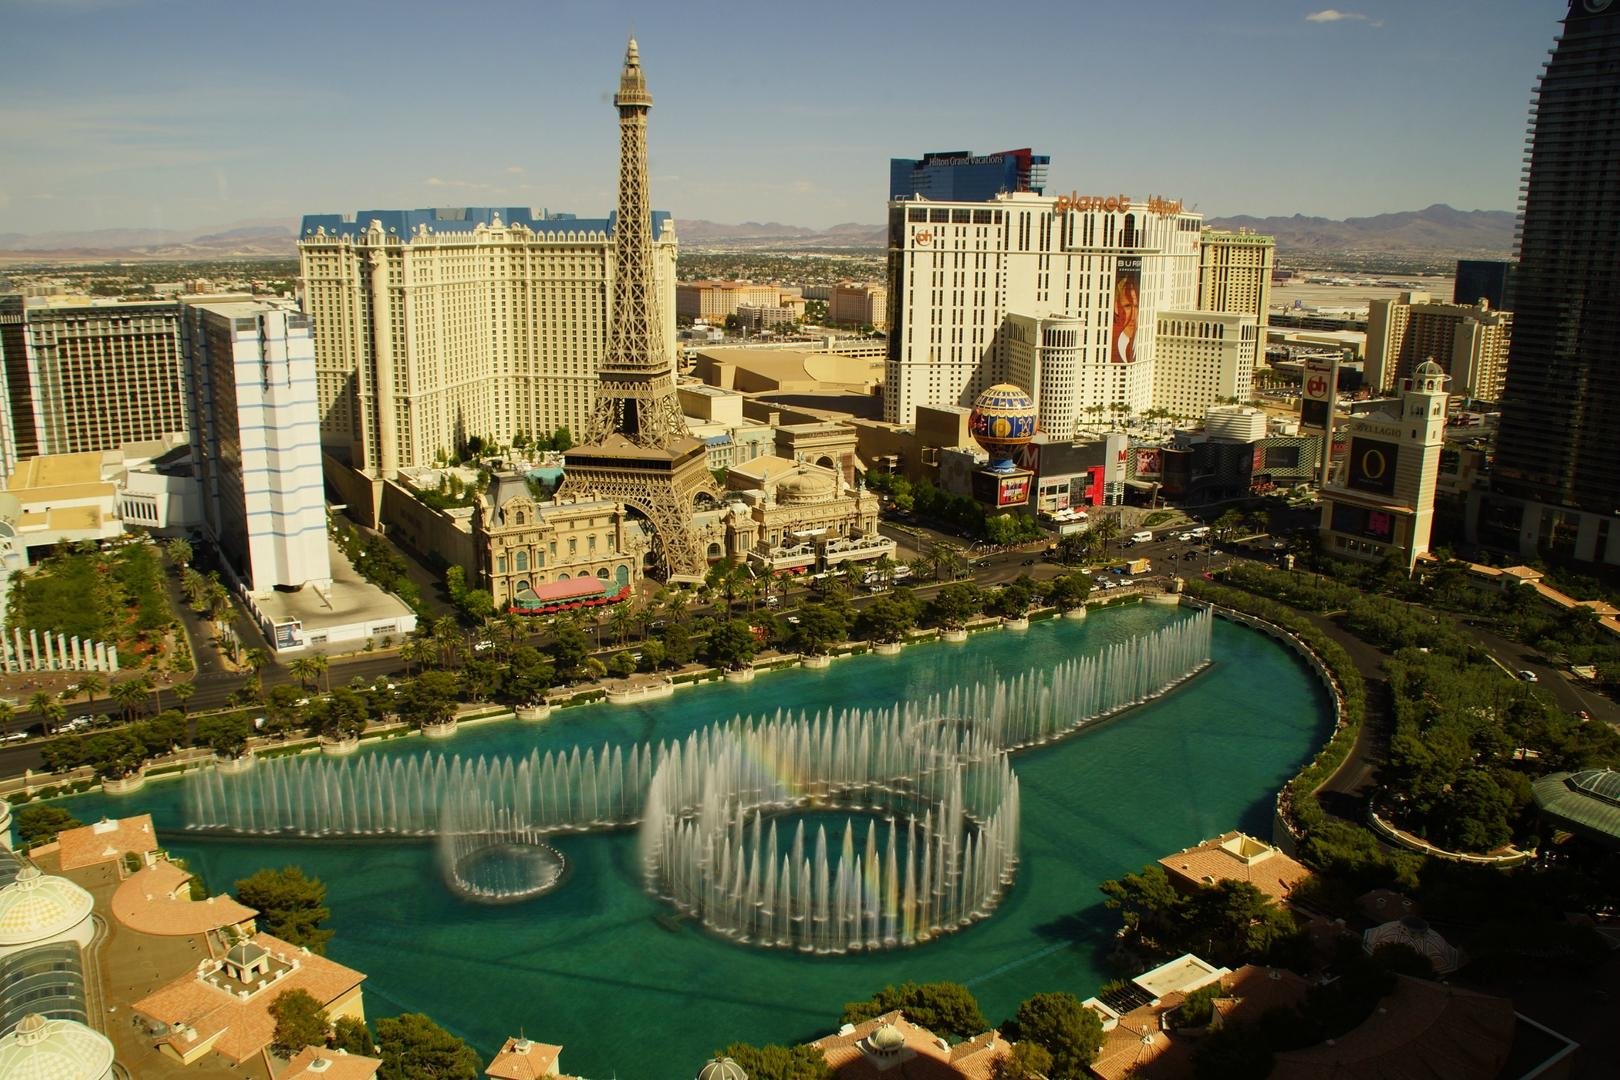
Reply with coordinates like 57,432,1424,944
0,868,94,946
0,1015,115,1080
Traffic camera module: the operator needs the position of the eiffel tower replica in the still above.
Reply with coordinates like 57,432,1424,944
559,38,720,581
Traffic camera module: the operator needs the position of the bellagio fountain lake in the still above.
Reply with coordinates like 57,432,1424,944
57,603,1332,1078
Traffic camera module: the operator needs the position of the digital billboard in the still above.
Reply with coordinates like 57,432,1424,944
1133,448,1162,478
1111,256,1141,364
1346,437,1400,496
1265,444,1301,470
997,473,1031,507
1300,359,1333,429
274,621,302,650
1330,504,1396,543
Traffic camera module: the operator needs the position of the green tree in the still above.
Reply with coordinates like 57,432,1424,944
15,804,84,847
0,702,13,741
234,867,333,954
706,618,760,670
549,426,573,453
923,583,984,630
399,671,459,729
269,988,329,1059
333,1016,377,1056
790,604,848,656
841,981,988,1040
638,639,667,672
664,624,695,667
197,714,251,758
992,1042,1054,1080
375,1013,482,1080
1008,992,1104,1079
1047,572,1093,612
166,537,193,569
607,650,637,678
854,594,918,644
548,625,591,682
715,1043,833,1080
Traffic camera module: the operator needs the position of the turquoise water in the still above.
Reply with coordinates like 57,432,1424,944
62,606,1329,1079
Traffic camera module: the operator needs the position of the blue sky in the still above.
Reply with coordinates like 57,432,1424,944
0,0,1565,234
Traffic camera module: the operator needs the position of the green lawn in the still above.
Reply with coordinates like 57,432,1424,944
7,541,177,666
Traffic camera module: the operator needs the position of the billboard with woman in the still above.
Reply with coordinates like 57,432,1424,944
1111,256,1141,364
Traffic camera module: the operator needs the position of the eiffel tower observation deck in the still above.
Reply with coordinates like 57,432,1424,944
560,38,720,581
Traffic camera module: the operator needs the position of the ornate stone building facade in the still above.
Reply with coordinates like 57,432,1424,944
723,457,891,574
473,474,642,612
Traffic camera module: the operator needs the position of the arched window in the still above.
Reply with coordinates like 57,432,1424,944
516,580,530,593
515,511,526,526
707,542,723,557
596,567,609,579
496,557,507,574
515,551,528,571
615,565,629,586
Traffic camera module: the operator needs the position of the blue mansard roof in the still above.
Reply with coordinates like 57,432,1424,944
298,206,672,241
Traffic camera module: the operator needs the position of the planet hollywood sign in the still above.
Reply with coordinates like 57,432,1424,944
1051,192,1185,216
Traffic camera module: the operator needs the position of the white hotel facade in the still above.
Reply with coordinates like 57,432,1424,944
181,300,331,594
883,192,1256,435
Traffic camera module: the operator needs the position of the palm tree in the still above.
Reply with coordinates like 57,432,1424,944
110,680,147,723
499,611,526,651
172,681,196,715
399,639,427,676
165,537,193,569
76,673,106,715
0,702,14,740
28,692,58,735
243,648,270,680
289,657,318,691
309,652,330,693
666,590,692,625
608,604,635,647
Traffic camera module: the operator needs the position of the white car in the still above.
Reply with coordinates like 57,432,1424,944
1518,670,1539,683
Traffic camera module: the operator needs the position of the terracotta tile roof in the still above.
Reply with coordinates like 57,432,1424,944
1088,994,1195,1080
1270,975,1516,1080
280,1046,382,1079
133,932,365,1065
111,860,258,936
1157,831,1311,904
1210,965,1311,1027
485,1036,563,1079
55,814,159,871
810,1010,1014,1080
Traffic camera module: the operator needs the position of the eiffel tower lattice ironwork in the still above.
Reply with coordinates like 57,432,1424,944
559,38,720,580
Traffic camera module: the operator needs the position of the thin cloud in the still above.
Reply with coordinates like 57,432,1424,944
1306,9,1382,26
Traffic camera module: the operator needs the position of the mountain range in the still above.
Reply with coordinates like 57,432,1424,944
0,204,1515,260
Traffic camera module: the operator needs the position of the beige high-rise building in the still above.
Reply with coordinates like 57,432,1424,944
298,208,677,478
675,281,787,321
1198,230,1274,331
828,282,887,329
1152,309,1259,420
1365,291,1511,400
0,296,192,484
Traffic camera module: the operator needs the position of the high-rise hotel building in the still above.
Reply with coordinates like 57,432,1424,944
1486,0,1620,565
884,192,1249,435
0,296,190,482
181,300,330,594
297,207,676,478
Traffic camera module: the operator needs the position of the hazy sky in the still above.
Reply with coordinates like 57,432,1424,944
0,0,1566,234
